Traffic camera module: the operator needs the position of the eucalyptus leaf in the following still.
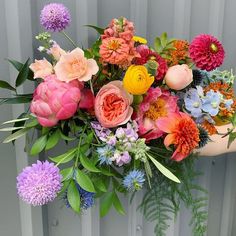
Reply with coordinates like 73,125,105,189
75,169,95,193
148,155,181,183
67,181,81,214
30,135,47,156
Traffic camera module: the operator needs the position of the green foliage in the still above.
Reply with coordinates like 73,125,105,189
139,155,208,236
67,180,81,214
75,168,95,193
85,25,104,34
30,135,47,155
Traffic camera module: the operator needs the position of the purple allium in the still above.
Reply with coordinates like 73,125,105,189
17,161,62,206
40,3,71,32
123,170,145,191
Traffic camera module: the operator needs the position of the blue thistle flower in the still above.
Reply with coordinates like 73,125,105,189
97,145,115,165
123,170,145,191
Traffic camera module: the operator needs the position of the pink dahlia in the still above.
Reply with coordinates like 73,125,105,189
30,75,81,127
134,45,168,80
136,87,179,141
189,34,225,71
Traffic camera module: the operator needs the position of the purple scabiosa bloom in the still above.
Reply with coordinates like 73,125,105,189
40,3,71,32
17,161,62,206
184,88,202,117
202,90,221,116
114,151,131,166
97,145,115,165
123,170,145,191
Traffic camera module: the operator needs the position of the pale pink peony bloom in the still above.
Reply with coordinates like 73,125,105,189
164,64,193,90
54,48,99,82
49,44,66,60
29,59,53,79
94,80,133,128
30,74,81,127
136,87,179,141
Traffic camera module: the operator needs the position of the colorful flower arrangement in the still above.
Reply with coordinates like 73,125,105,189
1,3,236,235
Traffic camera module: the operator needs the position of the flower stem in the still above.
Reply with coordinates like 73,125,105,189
61,31,77,48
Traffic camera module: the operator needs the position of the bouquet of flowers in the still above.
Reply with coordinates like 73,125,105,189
1,3,236,236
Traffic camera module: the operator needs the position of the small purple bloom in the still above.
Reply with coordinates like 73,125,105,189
40,3,71,32
202,90,221,116
115,151,131,166
184,88,202,117
17,161,62,206
91,122,111,142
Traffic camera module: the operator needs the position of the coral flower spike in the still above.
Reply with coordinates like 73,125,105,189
157,112,200,161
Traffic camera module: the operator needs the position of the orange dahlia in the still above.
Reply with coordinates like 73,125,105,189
157,112,200,161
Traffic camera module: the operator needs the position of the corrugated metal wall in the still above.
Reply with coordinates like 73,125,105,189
0,0,236,236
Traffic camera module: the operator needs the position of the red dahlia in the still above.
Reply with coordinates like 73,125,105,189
189,34,225,71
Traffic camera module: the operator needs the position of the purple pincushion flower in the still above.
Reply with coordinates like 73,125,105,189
40,3,71,32
17,161,62,206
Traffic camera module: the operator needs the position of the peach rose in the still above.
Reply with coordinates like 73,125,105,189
54,48,99,82
164,64,193,90
95,81,133,128
49,44,66,60
29,59,53,79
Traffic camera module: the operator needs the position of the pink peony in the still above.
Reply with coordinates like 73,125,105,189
54,48,99,82
94,80,133,128
30,75,81,127
49,43,66,60
134,45,168,80
164,64,193,90
29,59,53,79
189,34,225,71
136,87,179,141
79,88,95,110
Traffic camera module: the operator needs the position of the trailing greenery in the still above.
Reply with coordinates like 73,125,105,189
139,152,208,236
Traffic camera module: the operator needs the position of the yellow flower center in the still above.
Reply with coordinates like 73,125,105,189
145,98,167,120
108,40,120,51
210,43,218,53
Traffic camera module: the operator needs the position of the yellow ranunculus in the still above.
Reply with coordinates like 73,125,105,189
132,36,147,44
123,65,154,95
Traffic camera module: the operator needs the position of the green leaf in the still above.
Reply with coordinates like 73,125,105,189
49,148,76,164
60,167,74,182
7,59,23,71
75,169,95,193
113,192,125,215
15,58,30,87
160,32,168,47
154,37,162,53
93,179,107,192
148,155,181,183
0,97,32,105
30,135,47,155
228,132,236,148
86,132,94,144
100,192,114,217
231,113,236,127
60,131,76,141
0,126,25,131
80,153,100,173
85,25,104,34
25,119,38,128
3,127,30,143
0,80,16,92
1,117,29,125
67,181,81,214
45,129,61,150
